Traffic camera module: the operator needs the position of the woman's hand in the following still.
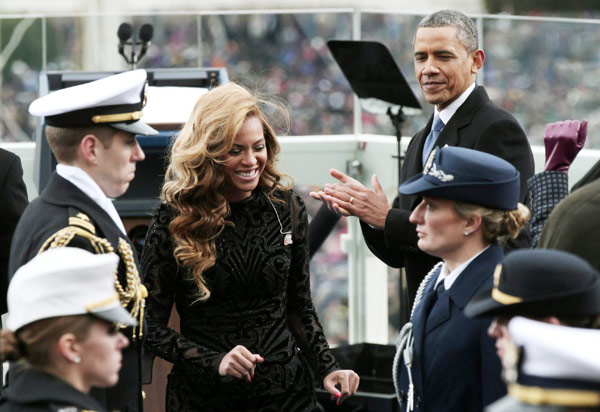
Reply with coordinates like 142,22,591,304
544,119,587,173
323,369,360,406
218,345,264,382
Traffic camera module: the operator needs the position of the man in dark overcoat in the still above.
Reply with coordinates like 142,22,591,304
0,148,28,314
0,147,28,388
8,69,157,411
312,9,534,306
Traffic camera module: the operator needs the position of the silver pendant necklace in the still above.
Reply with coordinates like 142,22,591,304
264,193,293,245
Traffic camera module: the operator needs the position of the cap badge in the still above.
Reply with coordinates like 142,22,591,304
492,264,523,305
427,163,454,182
493,264,502,288
142,82,148,108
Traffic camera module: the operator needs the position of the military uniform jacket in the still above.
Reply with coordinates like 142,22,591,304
535,175,600,272
396,244,506,412
9,172,143,412
0,148,28,315
0,367,105,411
361,85,535,302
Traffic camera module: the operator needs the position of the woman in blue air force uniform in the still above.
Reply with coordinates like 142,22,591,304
394,146,530,412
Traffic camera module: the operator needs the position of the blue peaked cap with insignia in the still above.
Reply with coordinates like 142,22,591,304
399,146,520,210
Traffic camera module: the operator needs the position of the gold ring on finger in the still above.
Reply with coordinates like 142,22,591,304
349,196,354,204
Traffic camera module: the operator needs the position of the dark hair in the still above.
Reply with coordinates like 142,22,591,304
555,314,600,329
416,9,479,52
0,315,94,367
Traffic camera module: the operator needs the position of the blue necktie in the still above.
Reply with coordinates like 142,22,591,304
425,281,447,331
422,115,444,165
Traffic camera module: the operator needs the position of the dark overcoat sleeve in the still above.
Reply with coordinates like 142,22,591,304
0,150,28,314
363,86,535,270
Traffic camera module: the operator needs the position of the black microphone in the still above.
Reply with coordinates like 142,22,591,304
139,24,153,43
137,24,154,61
117,23,132,56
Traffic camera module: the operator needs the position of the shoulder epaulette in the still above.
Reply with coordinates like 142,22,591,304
37,210,146,340
68,212,96,235
38,211,113,255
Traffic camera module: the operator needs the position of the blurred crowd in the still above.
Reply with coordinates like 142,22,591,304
3,10,600,347
4,12,600,146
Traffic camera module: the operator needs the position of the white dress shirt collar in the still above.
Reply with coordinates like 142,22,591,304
435,244,490,291
434,83,476,126
55,164,127,235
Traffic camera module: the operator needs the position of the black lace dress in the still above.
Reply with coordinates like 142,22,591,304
141,190,340,412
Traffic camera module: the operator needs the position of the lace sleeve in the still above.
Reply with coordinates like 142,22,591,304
141,204,224,378
285,191,340,381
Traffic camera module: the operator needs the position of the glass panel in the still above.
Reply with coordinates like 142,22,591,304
361,13,426,343
297,185,349,346
0,17,43,142
46,15,139,72
482,17,600,148
45,17,83,71
199,12,353,136
134,15,200,69
360,12,430,138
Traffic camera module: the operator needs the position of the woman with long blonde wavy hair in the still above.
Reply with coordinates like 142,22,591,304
141,82,358,412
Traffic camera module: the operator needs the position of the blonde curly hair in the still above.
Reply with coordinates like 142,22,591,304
161,82,290,300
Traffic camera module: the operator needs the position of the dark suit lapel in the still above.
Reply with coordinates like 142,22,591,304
435,85,489,150
405,116,433,176
424,292,451,335
402,117,433,211
449,243,504,309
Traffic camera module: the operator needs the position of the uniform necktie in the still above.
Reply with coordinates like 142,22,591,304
421,280,446,319
435,281,446,299
430,280,446,308
425,281,447,332
422,115,444,165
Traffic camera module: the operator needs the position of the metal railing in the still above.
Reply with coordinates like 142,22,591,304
2,8,600,344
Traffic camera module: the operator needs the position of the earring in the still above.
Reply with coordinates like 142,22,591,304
464,231,469,236
73,356,81,364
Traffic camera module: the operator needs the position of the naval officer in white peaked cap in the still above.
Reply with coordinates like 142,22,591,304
1,247,137,411
486,317,600,412
9,69,157,412
29,69,157,136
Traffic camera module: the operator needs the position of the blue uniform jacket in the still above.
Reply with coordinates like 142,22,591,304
397,244,506,412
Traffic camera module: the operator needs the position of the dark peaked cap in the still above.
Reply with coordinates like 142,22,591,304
465,249,600,318
399,146,520,210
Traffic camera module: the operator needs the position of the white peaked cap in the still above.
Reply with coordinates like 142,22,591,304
7,247,137,331
29,69,157,136
509,317,600,383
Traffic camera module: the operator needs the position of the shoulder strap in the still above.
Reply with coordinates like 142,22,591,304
37,210,113,255
36,209,146,340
